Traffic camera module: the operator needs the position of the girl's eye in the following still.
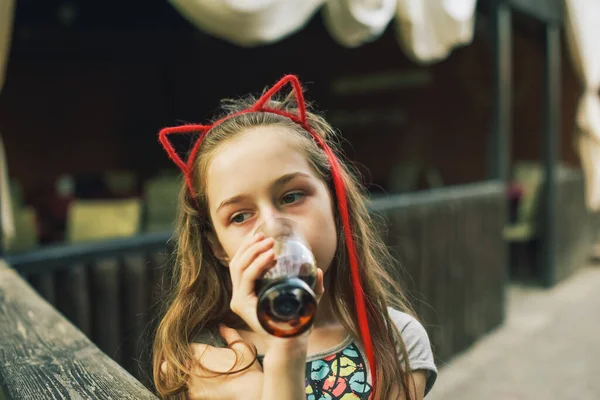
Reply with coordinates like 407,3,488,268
281,192,304,205
231,212,251,224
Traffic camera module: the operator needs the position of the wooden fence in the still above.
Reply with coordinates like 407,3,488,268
2,181,507,395
553,169,597,283
371,181,506,363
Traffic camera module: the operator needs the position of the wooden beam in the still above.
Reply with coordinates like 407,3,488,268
508,0,563,23
0,261,157,399
5,230,172,275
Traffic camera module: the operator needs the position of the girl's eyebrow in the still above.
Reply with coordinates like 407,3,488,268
216,194,248,213
216,172,312,213
271,171,311,188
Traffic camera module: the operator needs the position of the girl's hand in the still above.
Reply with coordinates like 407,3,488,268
228,232,277,335
186,326,263,400
228,231,326,337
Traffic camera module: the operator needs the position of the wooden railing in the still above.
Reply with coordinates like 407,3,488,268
371,181,507,362
5,231,172,388
2,181,508,394
0,260,157,399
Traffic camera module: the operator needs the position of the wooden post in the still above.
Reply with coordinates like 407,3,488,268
488,0,512,182
489,0,511,319
55,264,92,336
540,21,561,287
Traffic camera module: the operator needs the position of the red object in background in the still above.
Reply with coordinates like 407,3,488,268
26,187,67,244
26,175,75,244
25,173,141,245
506,182,524,224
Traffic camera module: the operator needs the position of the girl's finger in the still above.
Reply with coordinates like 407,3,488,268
218,325,258,367
230,238,274,286
228,233,264,286
315,268,325,303
190,341,243,376
238,249,276,296
219,325,243,345
229,232,265,270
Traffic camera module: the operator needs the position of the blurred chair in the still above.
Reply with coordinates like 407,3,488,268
504,162,543,242
424,166,444,189
388,163,421,194
143,174,180,232
104,170,138,197
9,180,24,208
6,206,39,252
4,179,39,253
388,162,444,194
66,198,142,243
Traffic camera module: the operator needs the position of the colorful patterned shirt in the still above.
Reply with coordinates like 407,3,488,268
257,308,437,399
302,337,372,399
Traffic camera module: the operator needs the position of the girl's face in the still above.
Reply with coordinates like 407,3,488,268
205,126,338,274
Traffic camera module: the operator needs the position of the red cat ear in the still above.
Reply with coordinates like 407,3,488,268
158,124,212,195
252,75,307,124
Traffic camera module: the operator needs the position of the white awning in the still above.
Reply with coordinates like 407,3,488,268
0,0,15,248
0,0,14,94
396,0,477,64
168,0,325,47
168,0,477,63
564,0,600,210
322,0,397,48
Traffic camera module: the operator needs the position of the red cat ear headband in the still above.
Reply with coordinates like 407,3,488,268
158,75,377,392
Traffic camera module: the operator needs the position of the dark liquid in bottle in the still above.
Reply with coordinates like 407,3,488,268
255,275,317,338
255,274,316,296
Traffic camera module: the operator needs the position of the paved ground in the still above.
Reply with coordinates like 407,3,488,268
426,265,600,400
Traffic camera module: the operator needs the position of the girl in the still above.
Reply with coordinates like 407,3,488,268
153,75,437,400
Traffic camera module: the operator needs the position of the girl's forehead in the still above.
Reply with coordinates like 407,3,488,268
209,126,304,172
205,127,315,202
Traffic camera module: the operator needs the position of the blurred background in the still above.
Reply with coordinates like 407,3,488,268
0,0,599,399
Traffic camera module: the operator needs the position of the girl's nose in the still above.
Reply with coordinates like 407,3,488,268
256,206,283,228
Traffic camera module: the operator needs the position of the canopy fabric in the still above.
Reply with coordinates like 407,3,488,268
564,0,600,210
395,0,477,64
322,0,397,48
168,0,477,63
168,0,325,47
0,0,15,248
0,0,14,94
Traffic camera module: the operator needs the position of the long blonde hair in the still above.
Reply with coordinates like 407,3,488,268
153,89,417,399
